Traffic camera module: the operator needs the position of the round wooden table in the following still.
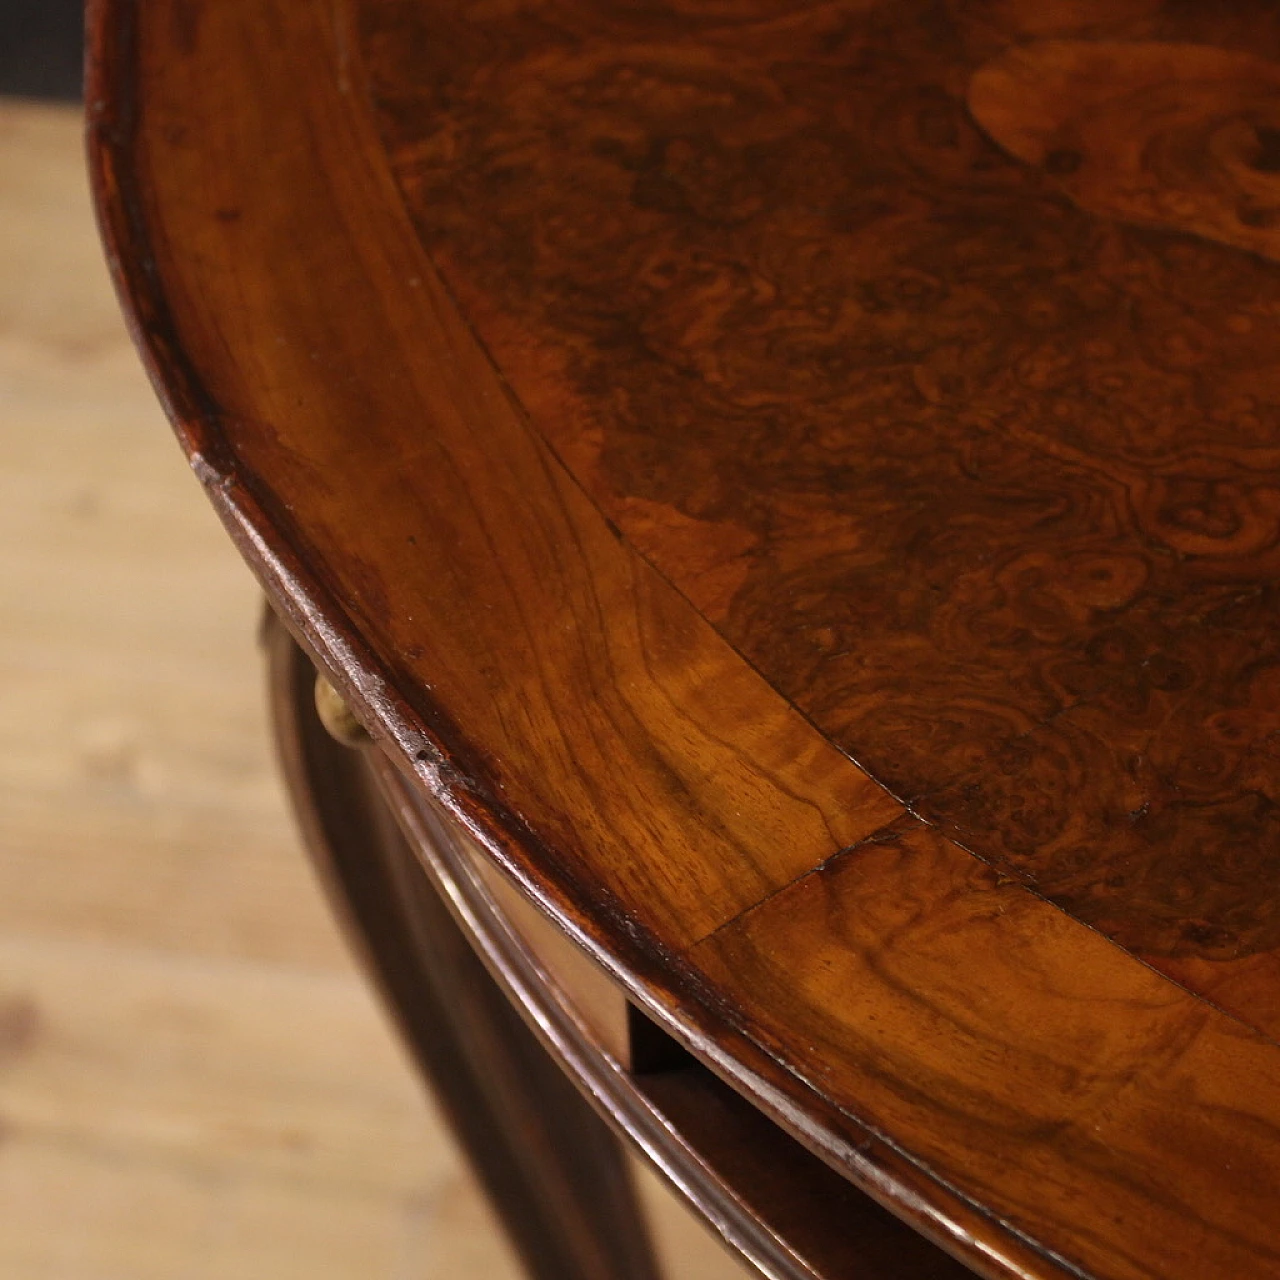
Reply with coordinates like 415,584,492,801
89,1,1280,1276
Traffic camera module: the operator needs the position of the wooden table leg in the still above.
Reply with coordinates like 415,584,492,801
263,612,664,1280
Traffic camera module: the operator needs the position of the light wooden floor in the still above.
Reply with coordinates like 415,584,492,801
0,99,742,1280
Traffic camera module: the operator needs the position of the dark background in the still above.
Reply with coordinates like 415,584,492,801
1,0,83,99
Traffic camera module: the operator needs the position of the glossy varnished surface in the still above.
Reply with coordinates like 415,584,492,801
694,820,1280,1280
361,0,1280,990
89,0,1280,1276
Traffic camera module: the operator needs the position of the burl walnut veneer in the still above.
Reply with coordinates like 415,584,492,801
90,0,1280,1276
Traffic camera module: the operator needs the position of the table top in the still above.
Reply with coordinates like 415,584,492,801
89,0,1280,1276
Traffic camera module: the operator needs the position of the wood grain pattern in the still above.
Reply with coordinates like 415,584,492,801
353,668,976,1280
94,0,899,951
266,616,666,1280
691,822,1280,1280
357,0,1280,986
969,40,1280,262
87,0,1280,1276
